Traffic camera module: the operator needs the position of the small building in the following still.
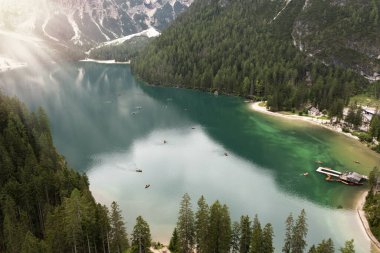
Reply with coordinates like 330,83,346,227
308,107,321,117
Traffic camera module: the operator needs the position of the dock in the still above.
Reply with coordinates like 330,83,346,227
316,167,368,185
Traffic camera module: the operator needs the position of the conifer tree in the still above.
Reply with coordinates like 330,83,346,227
231,222,241,253
195,195,209,253
240,215,251,253
262,223,274,253
131,216,151,253
340,239,355,253
292,209,308,253
282,213,293,253
208,201,231,253
169,228,180,253
249,215,262,253
176,193,195,253
110,201,129,253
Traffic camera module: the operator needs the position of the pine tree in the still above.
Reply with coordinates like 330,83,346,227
291,209,308,253
249,215,262,253
169,228,180,253
340,239,355,253
208,201,231,253
131,216,151,253
240,215,251,253
261,223,274,253
230,222,240,253
176,193,195,253
315,239,334,253
195,195,209,253
282,214,293,253
110,201,129,253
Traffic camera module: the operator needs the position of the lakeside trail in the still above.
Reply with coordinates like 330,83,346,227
250,102,359,141
356,191,380,252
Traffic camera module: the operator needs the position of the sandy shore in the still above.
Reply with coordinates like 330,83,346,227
251,102,380,251
356,191,380,252
250,102,359,141
79,58,131,64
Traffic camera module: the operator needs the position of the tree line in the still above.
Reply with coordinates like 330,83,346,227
364,167,380,241
132,0,372,117
169,194,356,253
0,91,152,253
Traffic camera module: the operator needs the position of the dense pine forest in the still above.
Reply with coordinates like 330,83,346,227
0,92,130,253
132,0,379,115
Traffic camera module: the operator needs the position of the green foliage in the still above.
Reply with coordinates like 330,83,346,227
364,167,380,241
308,238,334,253
261,224,274,253
131,216,151,253
169,228,180,253
292,209,308,253
370,115,380,140
133,0,369,115
250,215,262,253
176,193,195,253
282,213,293,253
231,222,241,253
0,91,127,253
208,201,231,253
89,36,152,61
352,131,373,142
195,195,209,253
340,239,355,253
110,201,130,253
240,215,252,253
345,105,363,129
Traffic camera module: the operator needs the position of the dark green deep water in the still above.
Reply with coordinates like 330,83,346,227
1,63,379,252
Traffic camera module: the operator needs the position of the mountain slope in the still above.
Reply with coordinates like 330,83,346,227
292,0,380,79
0,0,193,47
133,0,376,114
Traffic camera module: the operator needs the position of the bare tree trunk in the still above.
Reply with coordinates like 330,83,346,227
93,238,98,253
102,232,106,253
73,231,78,253
87,233,91,253
106,231,111,253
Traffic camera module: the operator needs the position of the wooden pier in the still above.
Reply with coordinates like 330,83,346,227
316,167,368,185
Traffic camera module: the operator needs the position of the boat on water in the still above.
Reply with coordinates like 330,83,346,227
136,169,142,173
316,167,368,185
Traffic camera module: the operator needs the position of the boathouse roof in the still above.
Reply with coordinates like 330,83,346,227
346,172,364,183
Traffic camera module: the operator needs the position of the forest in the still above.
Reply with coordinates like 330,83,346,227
0,92,131,253
132,0,378,116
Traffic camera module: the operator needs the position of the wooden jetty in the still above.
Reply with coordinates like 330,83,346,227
316,167,368,185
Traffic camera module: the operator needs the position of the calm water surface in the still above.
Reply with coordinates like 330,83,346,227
1,63,379,252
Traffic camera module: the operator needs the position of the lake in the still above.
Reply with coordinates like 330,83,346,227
1,62,379,252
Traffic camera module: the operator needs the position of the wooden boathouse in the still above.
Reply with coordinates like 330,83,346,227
316,167,368,185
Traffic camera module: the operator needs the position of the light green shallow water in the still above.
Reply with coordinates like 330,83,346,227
1,63,379,252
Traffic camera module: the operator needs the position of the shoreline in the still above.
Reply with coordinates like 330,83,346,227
250,101,360,141
79,58,131,64
356,191,380,252
249,101,380,251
